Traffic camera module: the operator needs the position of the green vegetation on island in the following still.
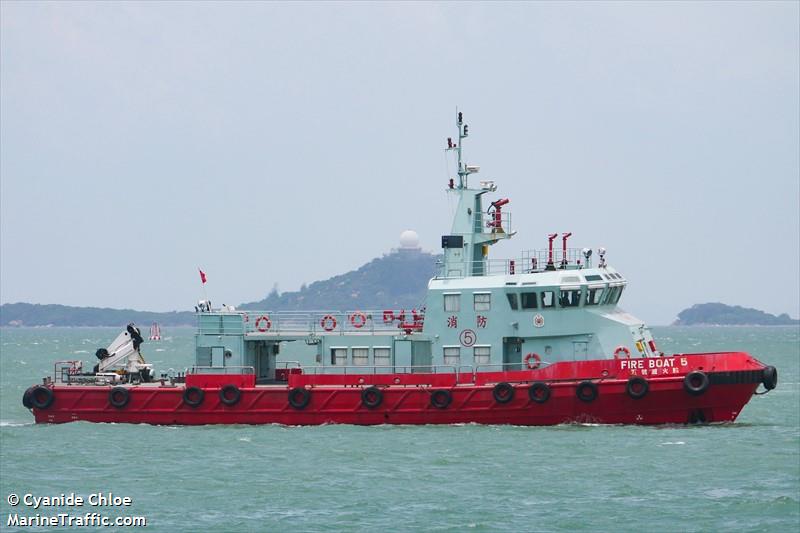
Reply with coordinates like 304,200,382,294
674,303,799,326
240,249,438,311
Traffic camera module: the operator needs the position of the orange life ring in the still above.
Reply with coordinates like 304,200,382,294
614,345,631,359
321,315,337,332
349,312,367,329
524,353,542,370
255,315,272,332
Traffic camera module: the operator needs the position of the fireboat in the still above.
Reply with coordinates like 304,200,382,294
23,112,777,425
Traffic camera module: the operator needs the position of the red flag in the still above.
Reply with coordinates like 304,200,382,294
199,269,207,284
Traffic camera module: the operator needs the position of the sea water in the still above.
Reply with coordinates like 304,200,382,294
1,326,797,532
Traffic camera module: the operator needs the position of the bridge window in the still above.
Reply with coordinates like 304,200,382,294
443,346,460,366
474,346,490,365
506,293,519,310
352,347,369,366
586,286,605,305
541,291,555,308
374,347,390,366
444,293,460,312
474,293,491,311
559,288,582,307
611,286,624,304
521,292,538,309
330,347,347,366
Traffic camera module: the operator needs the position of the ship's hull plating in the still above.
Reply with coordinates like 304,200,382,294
28,352,771,426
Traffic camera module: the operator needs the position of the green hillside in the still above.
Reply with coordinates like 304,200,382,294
674,303,799,326
240,249,439,311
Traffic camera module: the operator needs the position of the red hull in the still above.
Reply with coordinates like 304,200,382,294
28,353,771,426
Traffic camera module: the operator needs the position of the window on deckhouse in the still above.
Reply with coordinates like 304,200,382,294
521,292,538,309
352,348,368,366
444,294,460,312
506,293,519,310
474,293,491,311
331,348,347,366
443,347,460,365
586,287,605,306
374,347,390,367
473,346,490,365
541,291,555,308
559,288,581,308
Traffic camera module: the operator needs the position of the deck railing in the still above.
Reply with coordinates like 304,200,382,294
436,248,592,279
197,309,425,336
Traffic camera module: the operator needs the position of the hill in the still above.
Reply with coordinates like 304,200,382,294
674,303,799,326
240,249,439,311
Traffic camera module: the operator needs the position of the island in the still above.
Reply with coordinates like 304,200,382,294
674,303,799,326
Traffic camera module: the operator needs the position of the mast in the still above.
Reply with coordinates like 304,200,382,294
442,110,514,278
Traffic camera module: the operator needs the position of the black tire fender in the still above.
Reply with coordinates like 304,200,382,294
219,384,241,406
528,382,551,404
183,386,205,407
288,387,311,410
22,386,35,409
361,386,383,409
29,386,54,410
493,382,515,404
762,366,778,391
626,376,649,400
109,386,130,409
683,371,710,396
430,389,453,409
576,381,598,402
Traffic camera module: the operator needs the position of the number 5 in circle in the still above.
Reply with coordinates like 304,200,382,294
459,329,476,347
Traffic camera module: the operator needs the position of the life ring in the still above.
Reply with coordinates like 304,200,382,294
255,315,272,332
382,310,394,323
430,389,452,409
613,346,631,360
320,315,337,332
626,376,649,400
361,386,383,409
492,382,515,404
288,387,311,410
576,381,598,402
762,366,778,390
524,353,542,370
219,384,241,406
683,371,709,396
29,386,54,410
183,386,205,407
528,382,551,403
349,312,367,329
109,387,130,409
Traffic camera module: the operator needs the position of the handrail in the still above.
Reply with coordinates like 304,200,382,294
299,364,460,378
189,366,255,375
198,309,426,336
435,247,595,279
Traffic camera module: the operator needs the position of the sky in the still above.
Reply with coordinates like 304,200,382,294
1,1,798,325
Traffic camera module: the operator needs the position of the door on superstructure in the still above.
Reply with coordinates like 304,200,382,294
502,337,523,370
573,341,588,360
211,347,225,367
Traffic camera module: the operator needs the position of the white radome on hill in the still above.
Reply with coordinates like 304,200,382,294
399,230,420,250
